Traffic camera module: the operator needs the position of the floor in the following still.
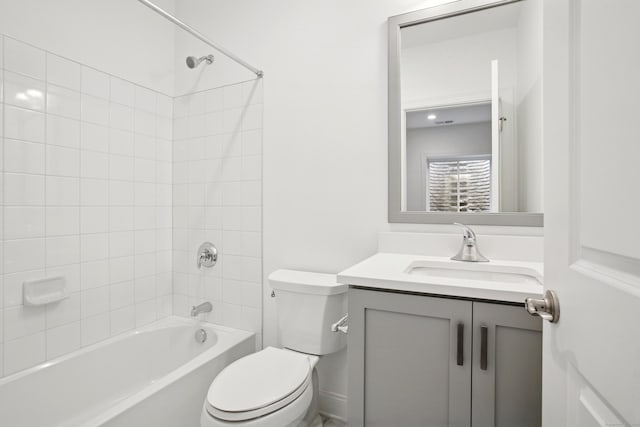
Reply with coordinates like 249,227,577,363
323,417,346,427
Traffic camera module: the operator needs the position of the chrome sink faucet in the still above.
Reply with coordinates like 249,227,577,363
191,301,213,317
451,223,489,262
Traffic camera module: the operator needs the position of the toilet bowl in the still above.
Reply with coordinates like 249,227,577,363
201,270,347,427
201,347,319,427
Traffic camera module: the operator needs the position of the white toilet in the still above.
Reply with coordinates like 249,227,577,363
200,269,347,427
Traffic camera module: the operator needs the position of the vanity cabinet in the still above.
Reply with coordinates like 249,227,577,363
348,288,542,427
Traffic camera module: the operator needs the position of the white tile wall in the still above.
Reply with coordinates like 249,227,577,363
0,34,264,377
0,35,173,377
172,79,263,345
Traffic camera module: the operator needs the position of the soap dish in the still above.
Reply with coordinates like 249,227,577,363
23,277,68,306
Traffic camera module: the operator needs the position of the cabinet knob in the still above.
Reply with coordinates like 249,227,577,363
525,290,560,323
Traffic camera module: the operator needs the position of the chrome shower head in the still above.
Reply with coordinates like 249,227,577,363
186,54,214,69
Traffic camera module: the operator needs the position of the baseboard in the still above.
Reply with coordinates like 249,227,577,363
318,390,347,423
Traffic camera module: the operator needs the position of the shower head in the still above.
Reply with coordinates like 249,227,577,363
186,54,214,69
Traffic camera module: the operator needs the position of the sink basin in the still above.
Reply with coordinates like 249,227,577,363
405,260,543,287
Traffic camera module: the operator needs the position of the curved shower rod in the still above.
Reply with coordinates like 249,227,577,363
136,0,263,78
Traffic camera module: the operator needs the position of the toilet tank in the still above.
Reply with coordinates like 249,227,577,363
268,270,347,355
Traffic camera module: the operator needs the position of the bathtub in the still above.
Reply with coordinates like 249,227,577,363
0,316,255,427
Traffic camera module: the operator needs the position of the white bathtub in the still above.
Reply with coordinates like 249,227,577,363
0,316,255,427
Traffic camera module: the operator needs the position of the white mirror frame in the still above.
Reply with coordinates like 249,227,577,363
388,0,543,227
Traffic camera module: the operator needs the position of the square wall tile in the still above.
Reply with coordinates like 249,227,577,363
110,306,135,336
46,293,81,329
4,332,46,375
4,173,45,206
3,71,45,111
4,105,45,142
110,77,134,106
4,305,45,341
46,207,80,236
109,103,134,132
81,66,110,99
81,94,109,126
4,139,45,174
47,264,81,294
81,233,109,262
81,287,109,318
47,115,81,149
46,145,80,177
4,207,45,239
80,260,110,290
135,86,156,113
46,322,81,360
4,239,45,273
46,236,80,268
47,53,81,91
81,313,109,346
81,122,109,153
47,84,81,119
46,176,80,206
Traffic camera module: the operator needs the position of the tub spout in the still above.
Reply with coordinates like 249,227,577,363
191,301,213,317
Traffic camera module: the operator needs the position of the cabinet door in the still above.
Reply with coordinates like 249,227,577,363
348,288,472,427
472,302,542,427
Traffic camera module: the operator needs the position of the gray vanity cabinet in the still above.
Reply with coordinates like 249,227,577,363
471,302,542,427
348,288,473,427
348,288,542,427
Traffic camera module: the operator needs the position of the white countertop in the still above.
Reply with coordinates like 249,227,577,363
337,253,544,303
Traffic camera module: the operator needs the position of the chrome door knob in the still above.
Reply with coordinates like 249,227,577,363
525,290,560,323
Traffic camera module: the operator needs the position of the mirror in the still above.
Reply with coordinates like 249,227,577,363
388,0,543,226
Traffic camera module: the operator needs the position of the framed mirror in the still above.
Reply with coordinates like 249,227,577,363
388,0,543,226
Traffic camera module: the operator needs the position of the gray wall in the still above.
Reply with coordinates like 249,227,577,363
406,122,491,211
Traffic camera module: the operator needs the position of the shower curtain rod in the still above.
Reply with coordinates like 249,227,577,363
136,0,263,78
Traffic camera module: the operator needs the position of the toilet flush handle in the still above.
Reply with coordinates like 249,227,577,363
331,314,349,334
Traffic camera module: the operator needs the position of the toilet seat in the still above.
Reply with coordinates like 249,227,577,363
205,347,313,422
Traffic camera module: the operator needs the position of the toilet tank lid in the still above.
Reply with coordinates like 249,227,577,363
268,269,347,295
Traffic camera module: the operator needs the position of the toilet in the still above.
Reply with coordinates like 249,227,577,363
200,269,347,427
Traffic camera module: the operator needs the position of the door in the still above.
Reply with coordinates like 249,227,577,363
543,1,640,425
472,303,542,427
348,289,472,427
490,59,500,211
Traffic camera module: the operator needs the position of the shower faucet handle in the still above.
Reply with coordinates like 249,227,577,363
197,242,218,269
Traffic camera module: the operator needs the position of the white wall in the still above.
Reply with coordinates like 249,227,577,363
401,28,518,106
0,0,176,95
406,122,492,211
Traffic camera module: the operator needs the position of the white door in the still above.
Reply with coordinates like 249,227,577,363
543,0,640,425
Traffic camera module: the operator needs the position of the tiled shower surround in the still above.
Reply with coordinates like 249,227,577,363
0,34,263,376
172,81,263,347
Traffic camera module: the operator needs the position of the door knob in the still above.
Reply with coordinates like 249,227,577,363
525,290,560,323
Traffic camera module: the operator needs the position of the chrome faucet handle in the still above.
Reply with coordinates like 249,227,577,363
453,222,477,241
451,223,489,262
